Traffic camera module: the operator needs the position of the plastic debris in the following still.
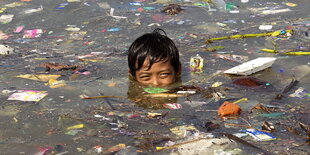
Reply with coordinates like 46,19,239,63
214,0,226,11
68,31,87,40
211,82,223,87
147,112,162,118
15,74,61,82
259,25,273,31
65,129,82,136
223,133,270,154
0,14,14,24
286,3,297,7
55,3,69,10
232,76,269,87
65,26,80,32
24,5,43,14
45,79,66,88
67,124,84,130
129,2,143,6
39,62,77,71
177,90,196,94
205,46,225,52
5,2,24,7
241,0,249,3
262,121,275,132
86,145,104,154
190,54,204,73
163,103,182,109
224,57,277,75
0,31,9,40
260,49,310,55
170,125,199,138
34,146,52,155
275,79,298,99
0,8,6,14
204,121,220,131
205,30,293,43
106,28,120,32
211,54,248,63
110,8,127,19
244,129,276,141
218,101,241,117
102,144,126,154
23,29,44,38
289,87,309,98
261,8,291,15
161,4,183,15
143,87,168,94
0,45,14,55
8,90,48,102
14,26,24,33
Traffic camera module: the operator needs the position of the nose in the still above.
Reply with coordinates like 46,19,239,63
150,77,160,87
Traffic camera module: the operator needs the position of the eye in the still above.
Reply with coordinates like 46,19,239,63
159,73,171,78
139,75,150,80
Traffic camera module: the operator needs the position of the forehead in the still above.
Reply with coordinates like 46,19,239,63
139,59,173,71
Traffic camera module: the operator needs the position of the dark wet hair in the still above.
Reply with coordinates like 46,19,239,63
128,28,180,77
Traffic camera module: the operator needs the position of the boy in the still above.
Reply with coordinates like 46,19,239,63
128,28,181,87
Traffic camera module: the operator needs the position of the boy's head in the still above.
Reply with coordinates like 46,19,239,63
128,28,181,87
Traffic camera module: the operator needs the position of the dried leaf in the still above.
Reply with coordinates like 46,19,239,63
44,79,66,88
161,4,183,15
251,103,271,113
147,112,162,119
285,126,300,135
15,74,61,82
299,122,310,133
233,76,268,87
262,121,275,132
102,143,126,154
39,62,77,71
275,79,298,99
204,121,220,131
107,82,116,87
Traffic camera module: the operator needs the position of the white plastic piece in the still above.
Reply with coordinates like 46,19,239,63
259,25,273,30
224,57,277,75
0,45,14,55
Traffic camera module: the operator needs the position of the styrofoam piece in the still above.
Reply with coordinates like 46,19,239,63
0,45,14,55
259,25,273,30
224,57,277,75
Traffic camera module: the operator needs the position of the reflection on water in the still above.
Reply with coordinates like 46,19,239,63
127,78,182,110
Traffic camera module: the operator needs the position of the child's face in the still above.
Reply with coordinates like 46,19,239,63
134,59,177,87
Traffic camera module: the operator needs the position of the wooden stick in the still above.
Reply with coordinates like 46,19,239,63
156,138,205,151
224,123,271,133
144,93,187,98
205,30,293,44
82,96,126,99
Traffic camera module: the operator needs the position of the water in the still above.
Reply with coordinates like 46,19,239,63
0,0,310,154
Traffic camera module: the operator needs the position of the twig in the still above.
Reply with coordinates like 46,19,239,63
224,123,271,133
82,96,126,99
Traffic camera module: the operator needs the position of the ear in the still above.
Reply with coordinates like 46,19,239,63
128,70,135,80
176,64,182,76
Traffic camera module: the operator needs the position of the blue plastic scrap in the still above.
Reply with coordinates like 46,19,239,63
55,3,69,10
107,28,121,32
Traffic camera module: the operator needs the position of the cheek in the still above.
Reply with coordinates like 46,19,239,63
161,75,176,84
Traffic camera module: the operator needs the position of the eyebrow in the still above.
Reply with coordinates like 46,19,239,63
139,68,172,73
